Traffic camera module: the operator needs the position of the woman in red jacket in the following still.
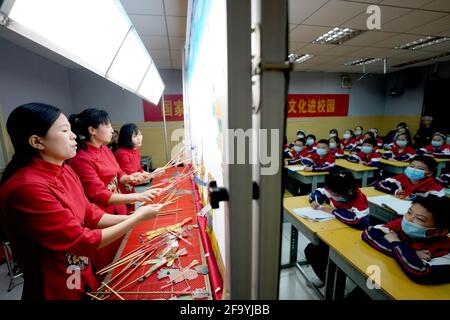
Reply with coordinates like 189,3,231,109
115,123,165,193
68,109,159,271
0,103,163,300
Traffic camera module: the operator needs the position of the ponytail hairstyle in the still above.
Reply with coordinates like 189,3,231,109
118,123,140,149
0,103,62,186
69,108,111,150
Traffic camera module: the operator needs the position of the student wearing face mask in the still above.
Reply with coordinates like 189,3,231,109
301,139,335,172
362,196,450,284
375,156,445,198
416,132,450,158
353,131,377,153
369,128,383,148
329,137,344,159
296,129,306,140
384,122,408,145
354,126,364,144
286,139,309,164
382,133,416,162
347,138,381,168
329,128,339,139
341,129,357,151
304,172,370,287
304,134,317,154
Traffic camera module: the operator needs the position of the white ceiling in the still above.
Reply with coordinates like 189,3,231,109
1,0,450,73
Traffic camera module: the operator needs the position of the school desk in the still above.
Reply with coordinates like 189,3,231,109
335,159,378,187
380,158,409,175
285,165,329,191
319,228,450,300
435,158,449,176
282,195,349,297
364,187,406,223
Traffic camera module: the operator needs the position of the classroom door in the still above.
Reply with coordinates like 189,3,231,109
422,79,450,134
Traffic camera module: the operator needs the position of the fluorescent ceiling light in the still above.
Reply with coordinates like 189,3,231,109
392,52,450,68
312,27,364,45
288,53,313,64
345,58,381,66
0,0,164,104
395,36,450,50
137,63,165,105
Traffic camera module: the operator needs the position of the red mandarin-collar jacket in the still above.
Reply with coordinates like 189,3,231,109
0,157,104,299
114,147,144,175
68,143,127,215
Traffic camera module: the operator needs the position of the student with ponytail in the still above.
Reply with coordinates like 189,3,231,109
0,103,163,299
68,108,159,270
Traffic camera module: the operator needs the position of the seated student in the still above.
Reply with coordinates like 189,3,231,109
369,128,383,148
416,132,450,158
304,172,370,286
347,138,381,168
382,133,416,162
362,196,450,284
305,134,317,154
296,130,306,140
375,155,445,198
384,122,408,145
301,139,335,172
329,137,344,159
341,129,357,151
353,131,378,152
329,128,339,138
354,126,364,144
286,138,309,164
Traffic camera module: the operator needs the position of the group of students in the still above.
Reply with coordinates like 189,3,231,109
0,103,166,299
284,124,450,188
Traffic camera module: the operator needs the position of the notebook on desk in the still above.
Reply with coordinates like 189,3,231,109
287,165,305,171
368,195,412,215
293,207,335,222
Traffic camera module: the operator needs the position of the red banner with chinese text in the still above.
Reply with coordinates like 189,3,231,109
143,94,184,121
287,94,349,117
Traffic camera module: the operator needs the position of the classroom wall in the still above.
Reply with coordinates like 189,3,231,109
68,68,185,168
286,71,423,141
0,38,75,167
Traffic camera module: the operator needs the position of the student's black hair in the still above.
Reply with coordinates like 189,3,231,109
294,138,306,145
297,130,305,135
363,131,376,140
355,126,363,132
118,123,140,149
412,155,437,176
395,133,412,145
0,103,62,186
317,139,329,146
412,196,450,230
329,136,341,145
69,108,111,150
325,172,358,198
397,122,407,129
363,138,377,147
329,128,338,134
306,134,316,141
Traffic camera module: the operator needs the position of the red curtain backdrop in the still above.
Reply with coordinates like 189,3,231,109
286,94,349,117
143,94,184,122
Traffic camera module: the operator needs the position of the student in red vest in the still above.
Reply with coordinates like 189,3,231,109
301,139,336,172
68,109,159,271
305,134,317,154
382,133,416,162
416,132,450,158
286,138,310,164
115,123,165,193
354,125,364,144
375,155,445,198
329,136,344,159
0,103,163,299
347,138,381,168
369,128,384,148
341,129,357,151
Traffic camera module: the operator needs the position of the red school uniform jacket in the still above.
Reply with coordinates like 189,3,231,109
375,174,445,198
382,145,416,162
68,143,127,215
417,143,450,158
305,151,336,172
0,157,104,300
341,138,357,151
347,150,381,168
330,146,344,158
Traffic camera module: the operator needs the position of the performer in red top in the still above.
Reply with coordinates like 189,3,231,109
0,103,163,300
115,123,165,193
68,109,159,271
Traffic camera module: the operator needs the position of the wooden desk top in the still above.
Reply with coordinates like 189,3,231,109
285,165,330,176
435,158,450,163
336,159,379,172
360,187,386,197
318,228,450,300
380,159,410,167
283,196,349,234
